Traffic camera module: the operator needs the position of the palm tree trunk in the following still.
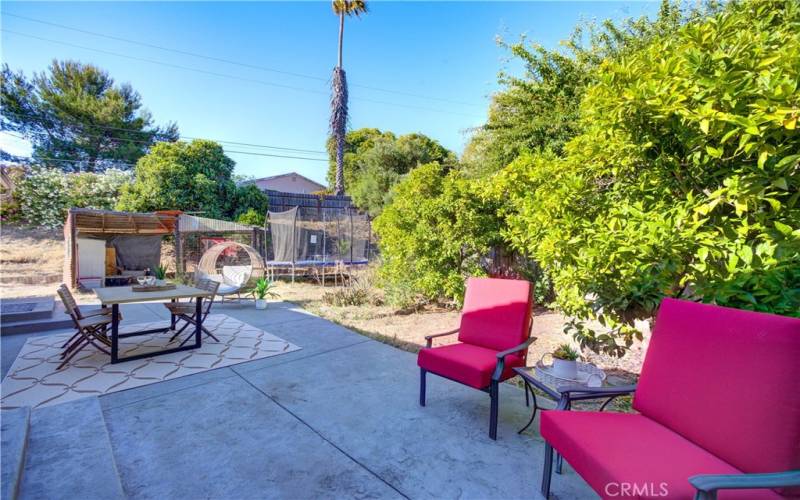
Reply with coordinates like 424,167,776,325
337,12,345,68
331,11,347,196
330,67,348,196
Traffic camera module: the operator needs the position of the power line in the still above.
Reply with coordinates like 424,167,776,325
2,29,483,119
2,111,329,155
23,156,137,167
224,150,327,161
1,130,329,162
4,12,485,109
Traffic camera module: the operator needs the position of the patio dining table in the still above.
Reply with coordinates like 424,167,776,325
93,285,213,364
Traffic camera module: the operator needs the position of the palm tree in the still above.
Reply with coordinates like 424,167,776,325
330,0,367,196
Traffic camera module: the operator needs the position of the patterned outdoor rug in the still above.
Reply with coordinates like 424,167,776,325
1,314,300,409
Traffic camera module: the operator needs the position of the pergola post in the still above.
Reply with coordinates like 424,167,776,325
174,219,184,277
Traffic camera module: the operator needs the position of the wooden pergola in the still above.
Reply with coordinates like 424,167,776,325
64,208,180,288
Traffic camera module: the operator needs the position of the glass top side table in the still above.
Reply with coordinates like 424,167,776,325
513,365,637,435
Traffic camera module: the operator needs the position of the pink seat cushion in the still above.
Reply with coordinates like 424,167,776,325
541,410,783,499
457,277,533,353
417,343,524,389
633,298,800,475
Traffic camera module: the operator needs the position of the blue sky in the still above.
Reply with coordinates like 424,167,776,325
1,1,657,185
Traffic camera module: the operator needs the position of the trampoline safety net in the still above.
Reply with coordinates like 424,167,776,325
267,207,370,264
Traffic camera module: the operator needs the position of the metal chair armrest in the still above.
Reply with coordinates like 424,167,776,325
492,337,536,381
424,329,459,348
557,384,638,396
690,470,800,498
495,337,536,360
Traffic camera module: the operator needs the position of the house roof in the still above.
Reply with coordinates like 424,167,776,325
251,172,326,190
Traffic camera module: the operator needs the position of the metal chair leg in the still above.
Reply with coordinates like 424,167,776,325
61,331,80,348
419,368,426,406
489,380,499,440
169,321,190,342
541,442,554,498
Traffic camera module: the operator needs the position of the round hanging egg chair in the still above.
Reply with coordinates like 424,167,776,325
196,241,265,301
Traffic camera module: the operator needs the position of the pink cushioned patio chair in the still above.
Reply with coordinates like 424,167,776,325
539,298,800,499
418,277,535,440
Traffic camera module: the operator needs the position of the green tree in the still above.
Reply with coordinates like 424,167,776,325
325,128,394,189
330,0,368,195
502,0,800,355
233,183,270,220
1,60,178,172
116,140,237,218
462,0,718,177
327,128,456,215
236,208,266,227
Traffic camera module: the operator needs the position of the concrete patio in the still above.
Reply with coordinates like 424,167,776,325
1,300,596,499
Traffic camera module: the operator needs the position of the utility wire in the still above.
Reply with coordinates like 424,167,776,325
1,129,329,161
2,29,483,119
4,12,485,109
1,111,329,155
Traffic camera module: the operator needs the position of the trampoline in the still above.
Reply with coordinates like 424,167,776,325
266,207,371,283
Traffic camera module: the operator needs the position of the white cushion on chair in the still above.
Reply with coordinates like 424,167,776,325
222,266,249,286
216,283,240,295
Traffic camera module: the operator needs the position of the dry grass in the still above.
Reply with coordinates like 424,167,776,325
0,224,64,285
274,279,646,380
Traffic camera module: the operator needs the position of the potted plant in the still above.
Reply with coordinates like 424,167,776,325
154,265,167,285
253,278,279,310
550,343,580,379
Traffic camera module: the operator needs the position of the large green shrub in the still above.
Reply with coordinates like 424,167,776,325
15,167,131,227
374,163,502,306
116,139,268,220
117,140,236,218
503,0,800,354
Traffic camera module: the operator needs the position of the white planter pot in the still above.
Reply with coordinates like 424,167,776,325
255,299,268,310
552,359,578,380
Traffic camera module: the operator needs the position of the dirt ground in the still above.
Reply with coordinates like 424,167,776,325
0,225,647,380
274,280,647,380
0,225,64,286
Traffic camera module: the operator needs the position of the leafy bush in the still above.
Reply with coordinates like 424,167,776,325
117,140,236,219
233,184,269,221
502,0,800,354
236,208,266,227
15,166,131,227
374,163,503,306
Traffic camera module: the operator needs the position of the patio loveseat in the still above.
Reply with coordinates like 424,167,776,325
539,298,800,499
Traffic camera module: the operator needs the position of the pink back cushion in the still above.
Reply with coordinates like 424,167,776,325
458,277,533,353
633,298,800,474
